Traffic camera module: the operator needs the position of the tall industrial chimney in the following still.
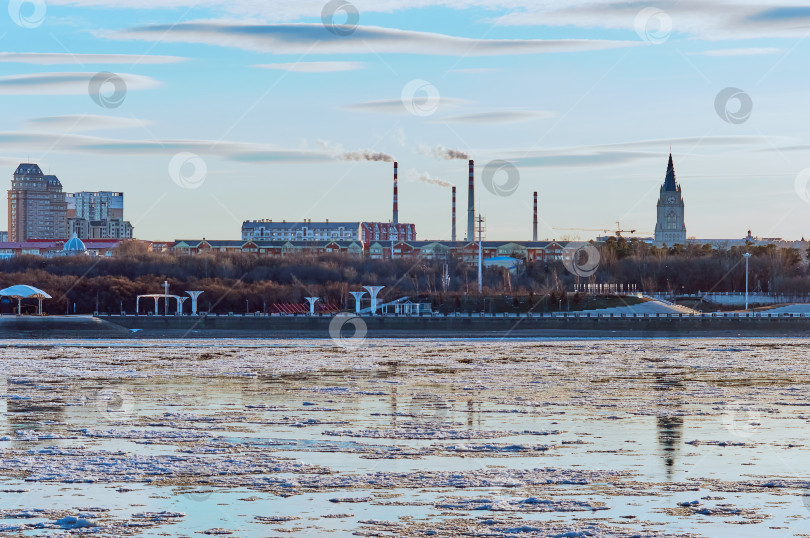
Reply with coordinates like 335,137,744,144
451,186,457,242
392,161,399,225
533,191,538,242
467,159,474,242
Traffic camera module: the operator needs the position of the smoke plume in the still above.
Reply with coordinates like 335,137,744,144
413,171,454,188
341,149,395,162
420,144,470,160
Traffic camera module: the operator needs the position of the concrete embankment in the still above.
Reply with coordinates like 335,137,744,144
100,315,810,339
0,315,131,339
2,314,810,339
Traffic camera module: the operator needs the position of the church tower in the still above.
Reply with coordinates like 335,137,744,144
654,153,686,247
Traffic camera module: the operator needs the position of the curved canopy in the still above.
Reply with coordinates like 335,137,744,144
0,285,52,299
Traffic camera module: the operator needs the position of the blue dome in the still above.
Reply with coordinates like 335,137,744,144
63,233,87,254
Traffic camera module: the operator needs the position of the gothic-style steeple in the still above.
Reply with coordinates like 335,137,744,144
662,153,678,192
654,152,686,247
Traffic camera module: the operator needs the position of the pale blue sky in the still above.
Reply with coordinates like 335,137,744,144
2,1,810,241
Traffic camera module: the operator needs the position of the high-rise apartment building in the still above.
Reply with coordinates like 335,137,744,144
66,191,124,220
66,191,133,240
8,163,68,242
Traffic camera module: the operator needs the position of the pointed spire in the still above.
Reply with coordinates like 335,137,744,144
663,153,677,191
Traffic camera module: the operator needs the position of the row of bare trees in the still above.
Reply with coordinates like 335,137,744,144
1,238,808,314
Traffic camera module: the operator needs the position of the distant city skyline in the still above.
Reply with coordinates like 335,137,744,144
1,1,809,241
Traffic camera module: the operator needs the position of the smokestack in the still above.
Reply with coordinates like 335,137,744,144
393,161,399,225
451,187,457,242
467,159,474,242
533,191,538,242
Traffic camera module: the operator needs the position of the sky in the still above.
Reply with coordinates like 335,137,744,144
2,0,810,242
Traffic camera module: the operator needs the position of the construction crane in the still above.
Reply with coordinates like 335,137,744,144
553,222,652,238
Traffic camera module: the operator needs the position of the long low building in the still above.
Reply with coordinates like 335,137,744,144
242,220,417,244
172,239,569,263
0,238,125,258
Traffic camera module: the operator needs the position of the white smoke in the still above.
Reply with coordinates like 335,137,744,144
341,149,395,162
316,140,395,162
418,144,470,160
410,170,454,188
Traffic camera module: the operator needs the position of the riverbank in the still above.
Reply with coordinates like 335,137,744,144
2,314,810,339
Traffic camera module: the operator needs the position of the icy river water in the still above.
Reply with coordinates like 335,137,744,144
1,338,810,537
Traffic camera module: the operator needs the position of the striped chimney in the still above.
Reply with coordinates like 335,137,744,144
451,186,457,242
467,159,474,242
533,191,538,242
393,162,399,226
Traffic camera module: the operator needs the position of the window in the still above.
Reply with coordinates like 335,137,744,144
667,211,677,230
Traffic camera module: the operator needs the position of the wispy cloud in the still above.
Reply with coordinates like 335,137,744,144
493,1,810,40
449,67,500,74
109,23,638,56
0,131,334,163
0,52,186,64
347,97,468,114
27,115,150,132
687,47,782,56
505,135,777,168
436,110,554,124
253,61,365,73
0,72,160,95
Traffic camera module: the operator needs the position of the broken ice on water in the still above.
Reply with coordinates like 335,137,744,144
0,338,808,536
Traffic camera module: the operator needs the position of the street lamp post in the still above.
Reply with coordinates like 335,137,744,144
743,252,752,311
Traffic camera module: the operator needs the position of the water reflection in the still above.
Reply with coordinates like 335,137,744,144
653,373,684,480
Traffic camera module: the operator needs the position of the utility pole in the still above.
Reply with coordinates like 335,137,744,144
163,280,169,316
743,252,752,311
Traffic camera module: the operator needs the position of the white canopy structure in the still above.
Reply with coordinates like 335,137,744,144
136,294,185,315
0,285,52,315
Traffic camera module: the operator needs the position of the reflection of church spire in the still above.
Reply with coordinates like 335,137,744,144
654,374,684,480
656,415,683,479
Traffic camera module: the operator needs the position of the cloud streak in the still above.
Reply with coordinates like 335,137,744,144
505,135,777,168
27,115,150,132
253,61,365,73
346,97,468,115
0,130,335,164
0,52,186,64
110,22,639,56
436,110,554,124
0,72,160,95
687,47,781,56
493,1,810,40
